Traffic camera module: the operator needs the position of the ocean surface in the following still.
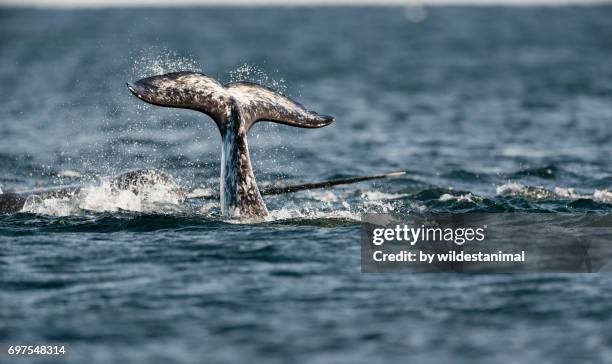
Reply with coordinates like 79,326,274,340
2,5,612,363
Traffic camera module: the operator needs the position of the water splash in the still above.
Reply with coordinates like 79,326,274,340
263,189,414,222
57,170,82,178
21,176,185,216
132,49,202,79
228,63,286,93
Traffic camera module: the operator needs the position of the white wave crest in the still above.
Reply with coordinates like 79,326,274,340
266,205,360,222
261,191,421,223
496,182,557,199
497,181,612,204
439,193,482,203
360,191,408,201
496,181,526,196
593,190,612,204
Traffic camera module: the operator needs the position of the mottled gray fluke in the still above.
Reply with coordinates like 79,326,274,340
127,71,334,219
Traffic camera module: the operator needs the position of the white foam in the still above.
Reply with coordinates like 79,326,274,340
496,181,525,196
497,182,612,204
593,189,612,204
309,191,339,202
57,170,82,178
553,187,582,199
496,182,558,200
198,201,220,214
187,187,216,199
266,205,360,222
21,177,184,216
439,193,481,203
361,191,408,201
260,190,419,223
22,194,75,216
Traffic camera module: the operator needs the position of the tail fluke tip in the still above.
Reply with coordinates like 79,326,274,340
126,82,141,98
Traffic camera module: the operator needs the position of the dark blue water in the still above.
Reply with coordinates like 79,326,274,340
2,5,612,363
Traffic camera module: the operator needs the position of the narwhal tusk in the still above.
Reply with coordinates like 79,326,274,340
187,171,406,201
261,171,406,196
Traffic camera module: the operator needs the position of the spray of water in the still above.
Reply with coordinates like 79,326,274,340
131,49,202,79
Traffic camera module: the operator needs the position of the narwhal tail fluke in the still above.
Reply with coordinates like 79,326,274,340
126,72,230,131
126,72,334,133
128,71,335,218
224,81,334,130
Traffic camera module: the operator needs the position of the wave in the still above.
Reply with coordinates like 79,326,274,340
496,181,612,204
